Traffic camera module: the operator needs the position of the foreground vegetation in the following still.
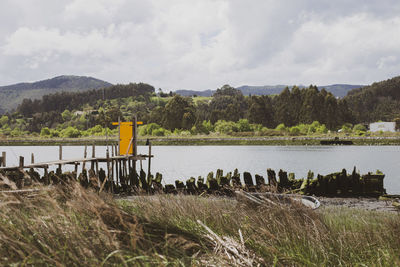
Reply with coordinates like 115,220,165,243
1,179,399,266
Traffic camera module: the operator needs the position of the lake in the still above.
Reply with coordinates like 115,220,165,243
1,145,399,194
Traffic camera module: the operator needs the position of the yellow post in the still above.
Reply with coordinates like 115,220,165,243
112,121,143,156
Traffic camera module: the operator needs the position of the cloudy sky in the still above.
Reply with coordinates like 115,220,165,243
1,0,400,91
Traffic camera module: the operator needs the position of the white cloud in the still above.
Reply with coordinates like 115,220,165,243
1,0,400,89
2,27,122,57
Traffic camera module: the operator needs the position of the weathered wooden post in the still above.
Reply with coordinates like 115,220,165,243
243,172,255,192
153,172,163,192
130,115,138,187
59,145,62,160
197,176,207,192
1,151,5,167
206,172,219,192
255,174,266,186
115,159,119,187
186,177,197,194
31,153,35,164
95,160,99,177
58,145,63,173
106,149,113,193
74,163,79,179
139,169,148,192
146,139,152,182
111,158,114,187
82,145,87,171
164,184,177,194
133,115,137,157
278,169,289,189
232,168,241,187
267,168,277,188
216,169,223,185
19,156,24,168
175,180,186,193
122,159,127,186
91,144,95,170
44,166,49,185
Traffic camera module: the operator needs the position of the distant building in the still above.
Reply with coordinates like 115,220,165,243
74,111,85,116
369,122,396,132
73,110,98,116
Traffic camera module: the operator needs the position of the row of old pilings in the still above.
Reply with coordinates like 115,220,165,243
1,166,386,197
159,167,386,197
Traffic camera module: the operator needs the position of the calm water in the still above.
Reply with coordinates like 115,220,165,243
1,145,399,194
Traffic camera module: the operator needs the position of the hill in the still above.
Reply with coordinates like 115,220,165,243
0,75,112,113
344,76,400,122
176,84,363,98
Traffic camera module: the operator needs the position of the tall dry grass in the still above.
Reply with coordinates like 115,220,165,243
0,179,208,265
0,175,399,266
121,195,400,266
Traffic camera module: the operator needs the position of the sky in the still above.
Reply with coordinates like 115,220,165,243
0,0,400,91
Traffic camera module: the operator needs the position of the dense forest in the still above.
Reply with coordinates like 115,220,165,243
0,76,399,137
346,76,400,122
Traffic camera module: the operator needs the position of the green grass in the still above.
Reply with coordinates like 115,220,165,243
1,177,399,266
192,96,212,104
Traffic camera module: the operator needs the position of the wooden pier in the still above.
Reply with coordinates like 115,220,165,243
0,118,153,193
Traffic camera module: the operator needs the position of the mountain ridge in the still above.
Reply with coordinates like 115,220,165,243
0,75,112,113
175,84,364,98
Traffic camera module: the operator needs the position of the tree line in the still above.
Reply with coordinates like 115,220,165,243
2,76,400,137
145,85,353,131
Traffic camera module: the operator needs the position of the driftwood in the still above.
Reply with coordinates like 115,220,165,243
197,220,261,266
235,190,320,210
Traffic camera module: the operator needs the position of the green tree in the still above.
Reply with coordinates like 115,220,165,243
274,87,293,126
61,110,72,122
0,115,9,126
162,95,195,130
210,85,247,123
247,96,275,128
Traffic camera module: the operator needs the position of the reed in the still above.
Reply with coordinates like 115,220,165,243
1,177,399,266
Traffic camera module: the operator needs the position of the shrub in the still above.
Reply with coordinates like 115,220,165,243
289,126,301,135
152,128,166,136
237,119,252,132
214,120,238,134
353,124,367,132
138,123,161,136
316,124,328,134
340,123,353,133
60,126,81,138
275,123,287,132
50,129,60,137
40,127,51,137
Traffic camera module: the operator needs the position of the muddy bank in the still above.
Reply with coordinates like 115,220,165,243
320,197,400,212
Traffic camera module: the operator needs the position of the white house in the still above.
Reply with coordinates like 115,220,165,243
369,122,396,132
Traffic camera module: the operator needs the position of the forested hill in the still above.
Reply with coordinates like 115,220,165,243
0,75,112,113
344,76,400,122
14,82,154,132
176,84,363,98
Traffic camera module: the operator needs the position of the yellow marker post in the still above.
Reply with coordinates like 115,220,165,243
112,121,143,156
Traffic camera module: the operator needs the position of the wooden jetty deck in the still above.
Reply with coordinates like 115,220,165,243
0,154,151,171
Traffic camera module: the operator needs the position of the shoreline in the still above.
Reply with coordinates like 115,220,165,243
1,136,400,146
